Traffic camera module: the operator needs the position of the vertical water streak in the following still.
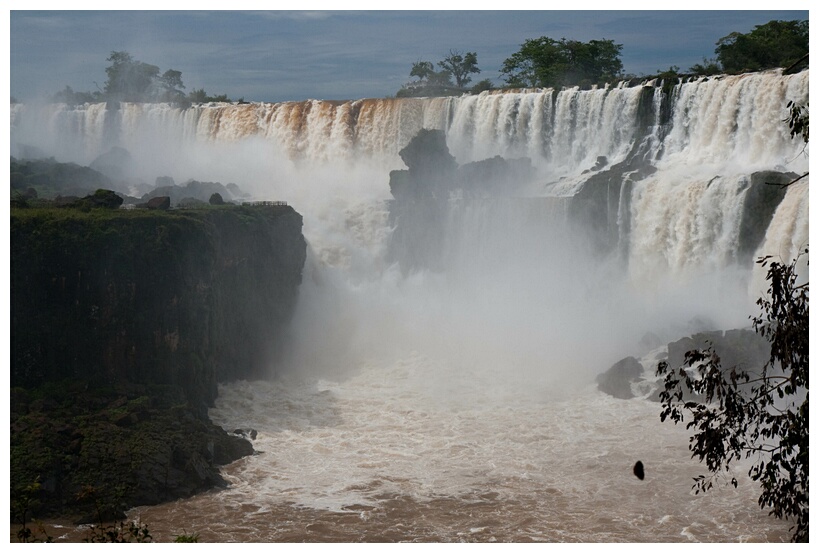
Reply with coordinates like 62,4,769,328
750,179,810,296
660,70,809,171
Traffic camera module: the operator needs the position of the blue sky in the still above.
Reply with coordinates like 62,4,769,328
7,5,810,103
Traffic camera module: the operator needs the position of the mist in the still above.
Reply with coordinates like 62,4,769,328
10,69,810,540
10,71,809,402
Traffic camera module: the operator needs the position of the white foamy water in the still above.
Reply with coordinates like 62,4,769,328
126,359,789,542
13,69,807,542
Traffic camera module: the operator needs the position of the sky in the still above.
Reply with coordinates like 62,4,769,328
5,4,812,104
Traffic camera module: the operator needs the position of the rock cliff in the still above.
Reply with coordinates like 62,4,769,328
10,203,306,521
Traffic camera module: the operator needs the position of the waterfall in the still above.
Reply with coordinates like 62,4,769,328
11,70,808,542
10,69,809,292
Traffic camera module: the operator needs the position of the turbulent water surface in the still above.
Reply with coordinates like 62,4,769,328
124,367,789,543
12,70,808,542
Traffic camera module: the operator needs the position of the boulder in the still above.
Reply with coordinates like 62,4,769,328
596,356,644,399
81,189,124,209
392,129,457,201
142,179,236,206
457,156,534,197
145,196,171,210
666,329,768,372
398,128,457,176
233,428,258,440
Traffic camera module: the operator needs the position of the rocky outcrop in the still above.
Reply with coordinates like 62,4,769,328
142,179,242,207
665,329,770,373
142,195,171,210
11,203,306,406
736,171,794,262
596,356,644,399
598,329,770,400
11,381,255,523
10,156,113,198
10,204,306,521
387,129,535,273
571,165,796,261
90,146,133,180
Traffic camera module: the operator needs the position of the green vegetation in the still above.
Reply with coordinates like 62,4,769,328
687,58,722,76
715,20,808,74
40,18,809,106
437,50,481,88
786,101,809,145
11,157,112,199
85,521,153,543
187,88,239,104
12,481,53,542
398,51,483,97
104,50,181,103
395,18,807,97
656,252,809,542
500,37,623,88
51,50,235,106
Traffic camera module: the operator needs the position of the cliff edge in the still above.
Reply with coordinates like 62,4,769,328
10,203,306,522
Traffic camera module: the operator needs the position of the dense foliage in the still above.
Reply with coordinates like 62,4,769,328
656,252,808,541
500,37,623,88
786,101,809,145
399,51,482,97
51,51,233,106
715,20,808,73
437,50,481,88
104,51,174,102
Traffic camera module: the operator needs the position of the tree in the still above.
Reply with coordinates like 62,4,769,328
501,37,623,88
689,57,722,76
101,51,192,103
470,79,493,95
437,50,480,89
187,88,232,104
656,101,809,542
47,51,239,105
715,20,808,73
104,51,160,101
410,60,435,82
188,88,208,103
159,69,186,102
427,69,453,88
51,85,100,106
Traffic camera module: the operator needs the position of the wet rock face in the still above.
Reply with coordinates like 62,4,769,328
10,204,306,520
387,128,535,273
144,195,171,209
596,356,644,399
11,381,255,522
11,204,306,405
597,329,771,401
